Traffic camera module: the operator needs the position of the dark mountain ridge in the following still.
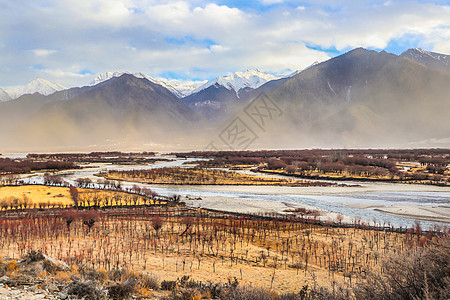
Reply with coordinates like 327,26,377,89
182,77,288,121
249,48,450,148
2,74,199,149
401,48,450,74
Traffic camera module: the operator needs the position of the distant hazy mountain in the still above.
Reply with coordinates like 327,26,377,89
182,70,287,120
1,47,449,150
401,48,450,74
0,88,11,102
192,69,282,95
251,48,450,148
5,78,66,99
90,71,203,98
1,74,199,149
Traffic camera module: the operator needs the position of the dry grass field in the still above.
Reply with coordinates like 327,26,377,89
0,185,73,208
0,185,447,299
0,185,164,210
0,203,437,294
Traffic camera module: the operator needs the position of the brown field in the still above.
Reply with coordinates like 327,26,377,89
0,202,437,294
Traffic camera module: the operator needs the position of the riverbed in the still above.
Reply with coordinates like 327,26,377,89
16,156,450,229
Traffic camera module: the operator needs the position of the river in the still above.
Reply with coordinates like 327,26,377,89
20,156,450,229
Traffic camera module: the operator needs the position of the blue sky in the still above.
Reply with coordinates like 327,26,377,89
1,0,449,88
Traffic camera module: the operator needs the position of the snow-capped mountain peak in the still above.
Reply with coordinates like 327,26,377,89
411,48,448,63
193,69,282,95
4,78,66,99
0,88,11,102
90,71,203,98
23,78,66,95
402,48,449,66
90,71,126,86
400,48,450,74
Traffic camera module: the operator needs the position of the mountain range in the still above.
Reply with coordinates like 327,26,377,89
247,48,450,148
0,47,449,150
89,71,204,98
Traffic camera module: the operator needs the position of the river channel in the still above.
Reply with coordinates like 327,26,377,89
17,156,450,229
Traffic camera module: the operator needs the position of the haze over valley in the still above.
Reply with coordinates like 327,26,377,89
1,48,449,151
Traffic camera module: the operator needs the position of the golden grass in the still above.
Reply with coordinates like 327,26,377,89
0,185,164,208
0,185,73,206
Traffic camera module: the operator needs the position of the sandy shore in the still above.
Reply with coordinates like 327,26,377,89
151,181,450,195
374,205,450,224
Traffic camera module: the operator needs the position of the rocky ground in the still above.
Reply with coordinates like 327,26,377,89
0,284,64,300
0,252,132,300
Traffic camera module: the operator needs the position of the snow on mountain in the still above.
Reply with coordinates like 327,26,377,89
164,79,205,98
0,88,11,102
90,71,203,98
406,48,449,65
192,69,282,96
90,71,125,86
401,48,450,74
5,78,66,99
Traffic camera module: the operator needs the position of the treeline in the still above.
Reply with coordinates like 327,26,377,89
198,154,400,173
26,152,162,164
0,158,76,174
186,149,449,184
173,148,450,160
181,149,449,168
27,151,156,159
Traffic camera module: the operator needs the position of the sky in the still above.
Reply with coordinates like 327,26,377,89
1,0,450,88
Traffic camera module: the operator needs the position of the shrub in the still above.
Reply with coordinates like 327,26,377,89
220,285,278,300
25,250,45,262
7,260,17,272
352,233,450,300
67,280,107,300
78,266,107,283
107,278,136,300
138,273,160,290
161,280,178,291
169,288,202,300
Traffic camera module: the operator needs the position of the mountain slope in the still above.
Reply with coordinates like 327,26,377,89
90,71,202,98
250,48,450,148
401,48,450,74
3,74,199,149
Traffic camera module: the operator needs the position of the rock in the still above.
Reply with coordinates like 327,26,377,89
7,274,37,286
0,275,9,284
42,255,69,271
47,284,59,292
57,292,68,299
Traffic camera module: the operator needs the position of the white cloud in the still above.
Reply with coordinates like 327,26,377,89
261,0,284,5
42,69,91,79
0,0,449,87
32,49,57,57
210,45,229,53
